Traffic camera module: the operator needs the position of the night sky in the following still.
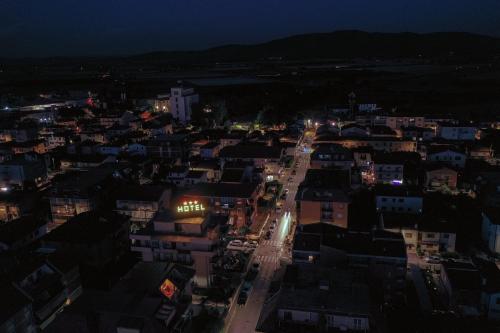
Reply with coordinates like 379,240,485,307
2,0,500,57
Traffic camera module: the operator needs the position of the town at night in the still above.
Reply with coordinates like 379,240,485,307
1,1,500,332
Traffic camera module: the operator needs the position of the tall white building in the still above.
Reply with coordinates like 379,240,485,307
170,87,199,124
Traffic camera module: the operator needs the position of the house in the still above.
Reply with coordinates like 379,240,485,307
440,261,482,317
351,146,374,169
219,143,283,178
326,136,417,153
368,125,397,137
385,116,425,130
97,141,127,156
189,159,221,183
0,191,39,222
426,145,467,168
276,264,370,332
375,185,423,214
47,262,195,332
130,209,224,288
0,284,36,333
183,182,260,227
474,258,500,321
115,185,171,227
199,141,221,159
437,122,477,141
7,255,82,330
425,164,458,190
340,124,369,137
0,157,48,190
401,126,435,141
183,170,208,187
42,211,130,270
295,188,349,228
293,223,407,302
146,134,191,160
166,165,189,186
309,143,354,171
371,152,421,185
380,213,456,254
59,154,116,170
481,208,500,255
48,165,124,227
0,216,47,252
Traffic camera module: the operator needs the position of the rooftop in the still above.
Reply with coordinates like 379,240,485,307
43,211,128,243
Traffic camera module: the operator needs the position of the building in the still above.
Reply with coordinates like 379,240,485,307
0,284,36,333
295,180,350,228
440,261,482,317
375,185,423,214
42,211,130,270
169,87,199,124
309,143,354,170
437,123,477,141
130,209,224,288
293,223,407,302
385,116,425,130
115,185,171,227
401,126,435,141
0,216,47,252
426,146,467,168
219,143,283,180
146,134,191,160
48,166,122,226
47,262,195,333
276,264,370,332
324,137,416,153
183,182,260,227
481,208,500,255
0,157,48,190
425,164,458,190
380,213,456,254
199,141,221,159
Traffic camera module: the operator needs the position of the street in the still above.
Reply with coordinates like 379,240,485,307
224,140,311,333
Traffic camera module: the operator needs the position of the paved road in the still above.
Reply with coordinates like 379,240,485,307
224,141,311,333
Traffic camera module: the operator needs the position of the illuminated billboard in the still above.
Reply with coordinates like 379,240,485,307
177,200,205,213
159,279,177,299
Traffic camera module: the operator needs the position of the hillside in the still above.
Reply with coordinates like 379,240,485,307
133,30,500,62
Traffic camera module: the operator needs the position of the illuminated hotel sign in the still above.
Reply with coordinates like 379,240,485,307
177,200,205,213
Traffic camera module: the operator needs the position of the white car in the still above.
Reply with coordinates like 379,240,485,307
229,240,243,247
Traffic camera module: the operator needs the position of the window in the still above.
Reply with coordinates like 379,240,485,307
442,234,449,239
353,318,363,330
404,233,413,238
382,198,387,202
284,311,292,321
398,198,404,203
427,233,435,238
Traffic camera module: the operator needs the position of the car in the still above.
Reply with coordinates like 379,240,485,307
424,256,441,264
287,177,293,182
269,224,275,231
291,170,297,175
243,241,258,249
264,230,272,239
251,262,260,272
276,206,282,213
237,291,248,305
229,239,243,247
284,189,289,194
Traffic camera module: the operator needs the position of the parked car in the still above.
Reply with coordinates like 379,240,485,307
243,241,258,249
264,230,272,240
237,291,248,305
229,239,243,247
